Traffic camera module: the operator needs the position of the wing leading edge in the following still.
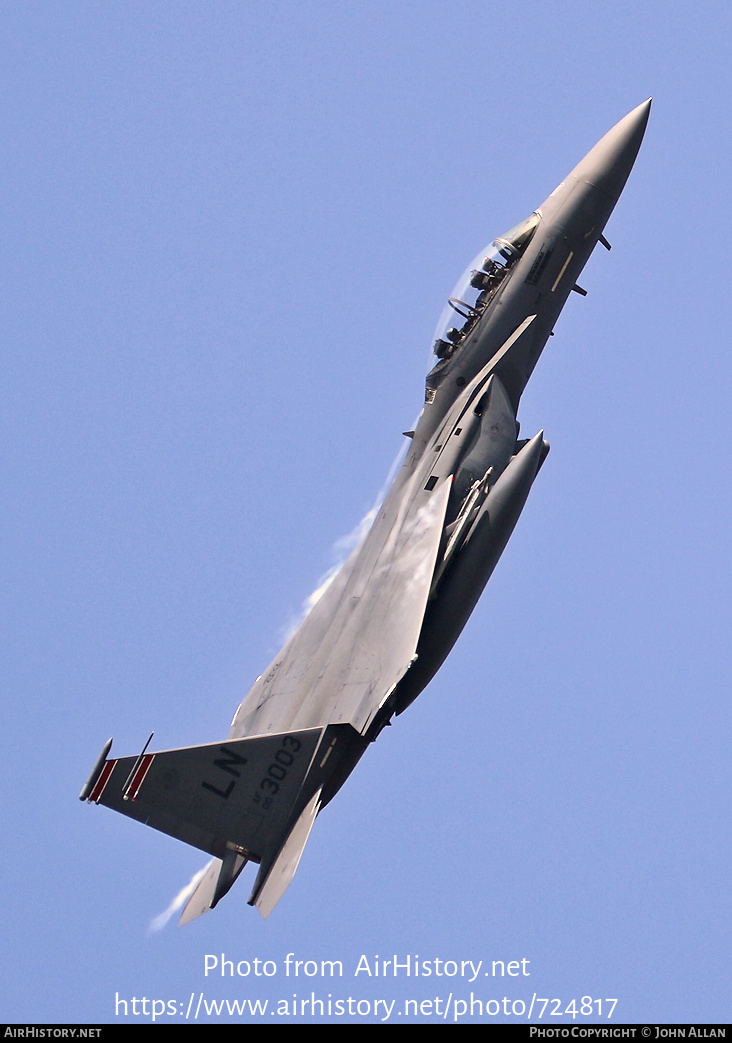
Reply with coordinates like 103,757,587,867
231,473,453,738
82,476,454,921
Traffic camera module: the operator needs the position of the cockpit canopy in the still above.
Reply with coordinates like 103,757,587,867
432,211,541,360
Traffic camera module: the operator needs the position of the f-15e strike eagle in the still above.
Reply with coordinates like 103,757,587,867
81,100,650,922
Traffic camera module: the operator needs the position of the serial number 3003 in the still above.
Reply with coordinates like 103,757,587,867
252,735,302,811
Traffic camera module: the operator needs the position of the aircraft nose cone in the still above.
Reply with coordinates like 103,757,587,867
569,98,651,200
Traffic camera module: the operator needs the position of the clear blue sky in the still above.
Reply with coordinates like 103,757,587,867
2,1,731,1025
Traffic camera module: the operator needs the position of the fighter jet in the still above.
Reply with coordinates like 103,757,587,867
80,100,650,922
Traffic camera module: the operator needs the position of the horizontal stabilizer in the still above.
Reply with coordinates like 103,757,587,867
85,728,324,863
179,859,222,926
251,787,323,918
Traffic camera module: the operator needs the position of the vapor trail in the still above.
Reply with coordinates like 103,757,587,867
284,435,411,637
148,862,211,933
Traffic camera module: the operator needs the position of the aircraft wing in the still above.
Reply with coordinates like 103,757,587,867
234,472,452,737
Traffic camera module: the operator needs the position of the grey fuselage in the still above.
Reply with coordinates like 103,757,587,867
229,100,651,807
82,101,650,921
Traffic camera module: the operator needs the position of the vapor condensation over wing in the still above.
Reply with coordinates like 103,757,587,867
286,435,413,634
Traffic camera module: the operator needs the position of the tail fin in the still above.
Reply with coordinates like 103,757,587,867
83,722,362,920
83,728,324,864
